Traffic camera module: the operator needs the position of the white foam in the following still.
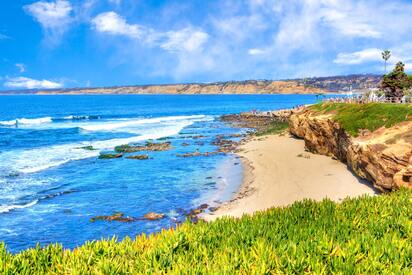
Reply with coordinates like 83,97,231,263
79,115,207,132
0,200,39,213
0,115,210,174
0,117,53,126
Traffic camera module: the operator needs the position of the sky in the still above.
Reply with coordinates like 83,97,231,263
1,0,412,90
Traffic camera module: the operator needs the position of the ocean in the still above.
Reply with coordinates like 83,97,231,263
0,94,318,252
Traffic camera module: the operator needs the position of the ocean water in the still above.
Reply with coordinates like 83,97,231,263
0,94,318,252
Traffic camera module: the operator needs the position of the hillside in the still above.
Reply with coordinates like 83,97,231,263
0,74,382,95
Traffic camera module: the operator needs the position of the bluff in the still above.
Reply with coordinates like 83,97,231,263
36,80,325,95
289,105,412,192
29,75,382,95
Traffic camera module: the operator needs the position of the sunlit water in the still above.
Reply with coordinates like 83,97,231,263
0,94,319,252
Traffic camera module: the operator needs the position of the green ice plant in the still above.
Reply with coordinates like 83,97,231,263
1,189,410,274
310,102,412,136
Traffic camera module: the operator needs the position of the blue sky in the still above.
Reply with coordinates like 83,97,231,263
1,0,412,90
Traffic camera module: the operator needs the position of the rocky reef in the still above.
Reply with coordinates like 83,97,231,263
115,142,173,153
289,109,412,192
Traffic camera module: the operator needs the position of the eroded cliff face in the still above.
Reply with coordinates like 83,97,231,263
36,81,326,95
289,110,412,192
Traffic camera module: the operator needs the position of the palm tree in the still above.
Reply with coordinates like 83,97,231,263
382,50,391,74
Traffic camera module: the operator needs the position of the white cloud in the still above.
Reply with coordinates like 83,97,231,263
92,12,209,53
322,8,381,38
15,63,26,73
161,28,209,52
24,0,73,45
334,44,412,67
334,48,382,65
248,48,266,55
4,77,63,89
91,12,143,38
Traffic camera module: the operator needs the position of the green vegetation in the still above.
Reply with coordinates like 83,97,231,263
310,103,412,136
256,121,289,136
1,189,410,273
381,49,391,74
381,61,412,99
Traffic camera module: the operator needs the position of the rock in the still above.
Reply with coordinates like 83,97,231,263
126,154,149,160
115,142,173,153
98,153,123,159
90,212,135,222
143,212,165,220
182,142,190,146
176,151,220,158
209,207,219,212
289,109,412,191
297,153,311,159
199,203,209,209
77,145,96,151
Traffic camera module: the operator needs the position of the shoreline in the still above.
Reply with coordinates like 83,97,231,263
203,133,378,221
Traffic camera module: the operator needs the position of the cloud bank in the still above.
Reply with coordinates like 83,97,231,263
5,77,63,89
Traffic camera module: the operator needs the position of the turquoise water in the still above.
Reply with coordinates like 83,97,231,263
0,94,318,252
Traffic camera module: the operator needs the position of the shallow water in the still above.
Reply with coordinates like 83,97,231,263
0,94,318,252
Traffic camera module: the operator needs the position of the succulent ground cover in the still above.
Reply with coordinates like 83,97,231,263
1,189,410,273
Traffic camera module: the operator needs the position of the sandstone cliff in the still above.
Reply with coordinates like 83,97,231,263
36,80,326,95
289,109,412,192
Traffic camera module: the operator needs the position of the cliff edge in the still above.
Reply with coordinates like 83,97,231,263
289,104,412,192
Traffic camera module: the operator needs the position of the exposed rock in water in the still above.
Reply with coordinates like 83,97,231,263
143,212,165,220
176,151,220,158
289,109,412,192
199,203,209,210
90,212,135,222
77,145,96,151
115,142,173,153
212,136,240,153
126,154,149,160
98,153,123,159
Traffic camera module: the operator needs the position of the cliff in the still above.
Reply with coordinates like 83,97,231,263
289,104,412,192
36,80,326,95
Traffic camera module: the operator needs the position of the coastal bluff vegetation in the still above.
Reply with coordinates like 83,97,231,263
27,74,381,95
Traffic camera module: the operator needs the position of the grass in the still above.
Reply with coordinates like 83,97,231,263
310,103,412,136
1,189,410,273
256,121,289,136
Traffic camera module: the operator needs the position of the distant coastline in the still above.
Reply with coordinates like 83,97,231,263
1,74,381,95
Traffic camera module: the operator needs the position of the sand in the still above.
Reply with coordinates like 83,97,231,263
203,134,377,221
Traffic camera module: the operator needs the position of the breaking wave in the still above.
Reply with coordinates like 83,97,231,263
0,115,211,174
0,115,101,127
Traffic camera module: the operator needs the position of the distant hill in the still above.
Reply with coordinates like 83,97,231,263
294,74,382,92
2,74,382,95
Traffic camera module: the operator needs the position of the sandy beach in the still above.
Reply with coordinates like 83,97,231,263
204,134,377,221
